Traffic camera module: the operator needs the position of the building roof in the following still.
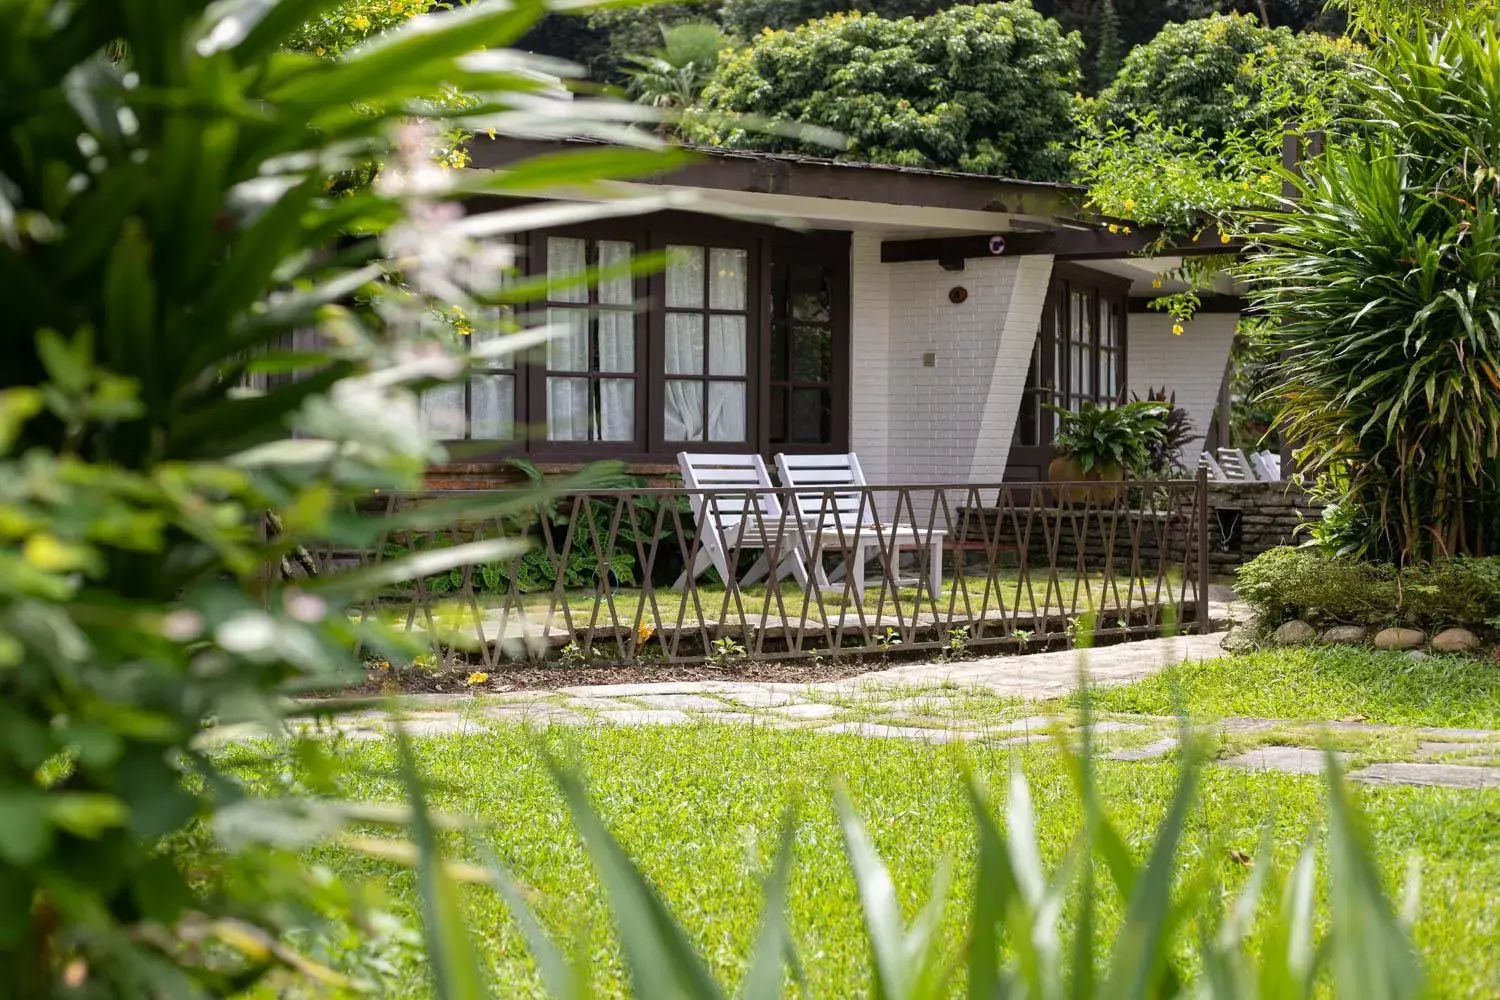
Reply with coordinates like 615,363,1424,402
469,136,1087,220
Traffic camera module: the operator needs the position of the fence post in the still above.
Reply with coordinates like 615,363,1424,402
1196,466,1212,634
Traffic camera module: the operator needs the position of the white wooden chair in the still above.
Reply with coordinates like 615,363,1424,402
1217,448,1260,482
773,452,944,600
1198,450,1230,482
1250,450,1282,482
673,452,810,590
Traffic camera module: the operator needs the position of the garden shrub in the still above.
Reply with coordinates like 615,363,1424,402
1238,546,1500,629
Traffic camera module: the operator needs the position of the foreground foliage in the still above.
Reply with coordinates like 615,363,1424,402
1246,19,1500,560
273,722,1453,998
0,0,672,992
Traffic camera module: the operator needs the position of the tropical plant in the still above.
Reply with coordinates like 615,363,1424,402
1049,400,1171,476
1244,17,1500,561
0,0,679,991
394,712,1426,1000
624,20,732,110
681,2,1085,180
1132,388,1199,474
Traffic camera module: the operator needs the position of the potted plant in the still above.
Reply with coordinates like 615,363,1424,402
1046,400,1169,502
1132,387,1201,476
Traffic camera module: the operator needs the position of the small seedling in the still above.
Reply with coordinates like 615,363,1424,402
558,641,601,669
876,626,903,652
945,626,970,658
708,636,746,667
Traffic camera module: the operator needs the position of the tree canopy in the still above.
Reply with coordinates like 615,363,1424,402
1094,13,1363,141
682,1,1084,180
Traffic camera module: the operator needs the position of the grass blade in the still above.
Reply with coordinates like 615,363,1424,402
742,810,798,1000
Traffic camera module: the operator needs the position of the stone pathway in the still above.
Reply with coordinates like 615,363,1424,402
279,632,1500,792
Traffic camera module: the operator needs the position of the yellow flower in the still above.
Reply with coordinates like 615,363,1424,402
1123,198,1136,212
1172,323,1184,336
375,660,392,671
1220,232,1232,245
1108,223,1119,234
391,0,405,10
1240,181,1251,191
23,533,90,572
465,671,490,686
1152,278,1162,289
315,46,327,57
637,622,656,644
349,13,371,30
1122,226,1132,235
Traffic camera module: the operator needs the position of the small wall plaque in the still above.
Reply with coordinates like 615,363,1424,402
922,352,936,368
948,286,968,304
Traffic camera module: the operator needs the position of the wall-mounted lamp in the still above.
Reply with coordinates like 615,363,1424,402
948,286,968,304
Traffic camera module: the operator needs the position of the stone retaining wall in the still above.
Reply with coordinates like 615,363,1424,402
1201,481,1321,575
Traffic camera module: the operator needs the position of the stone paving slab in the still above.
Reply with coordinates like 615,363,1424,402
1351,763,1500,789
770,702,842,720
1107,738,1178,762
632,693,728,711
815,722,981,743
597,709,693,726
1220,746,1349,775
714,687,803,708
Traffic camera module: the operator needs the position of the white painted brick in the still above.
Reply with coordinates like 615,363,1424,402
1127,312,1236,467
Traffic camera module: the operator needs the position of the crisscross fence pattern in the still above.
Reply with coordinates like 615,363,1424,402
314,472,1211,668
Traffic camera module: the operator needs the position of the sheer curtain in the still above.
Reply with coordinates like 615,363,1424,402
664,245,748,443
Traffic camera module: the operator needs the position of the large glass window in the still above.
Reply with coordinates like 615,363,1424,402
1014,271,1128,450
541,236,638,443
662,244,750,443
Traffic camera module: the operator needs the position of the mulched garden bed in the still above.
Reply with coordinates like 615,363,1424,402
349,658,875,695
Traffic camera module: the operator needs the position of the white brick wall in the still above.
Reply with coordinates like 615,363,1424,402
848,232,893,483
846,243,1054,486
1127,311,1237,468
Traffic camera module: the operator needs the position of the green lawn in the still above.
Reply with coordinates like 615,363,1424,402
262,721,1500,998
1080,646,1500,729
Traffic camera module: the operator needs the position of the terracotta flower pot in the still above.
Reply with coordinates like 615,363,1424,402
1048,456,1123,505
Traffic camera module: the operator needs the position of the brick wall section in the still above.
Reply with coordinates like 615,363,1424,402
879,254,1054,484
1202,480,1321,575
848,232,893,484
1127,311,1236,469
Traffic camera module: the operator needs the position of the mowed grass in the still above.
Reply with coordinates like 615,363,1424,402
264,723,1500,998
375,568,1184,631
1080,646,1500,729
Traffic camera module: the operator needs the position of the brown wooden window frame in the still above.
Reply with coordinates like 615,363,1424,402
766,231,852,455
437,213,851,465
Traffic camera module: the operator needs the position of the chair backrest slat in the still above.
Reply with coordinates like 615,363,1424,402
775,452,874,527
678,452,783,529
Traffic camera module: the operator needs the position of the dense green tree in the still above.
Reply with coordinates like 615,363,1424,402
586,3,719,80
682,1,1084,180
719,0,944,35
1095,13,1363,141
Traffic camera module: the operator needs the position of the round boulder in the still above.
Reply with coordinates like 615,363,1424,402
1373,627,1425,651
1273,619,1317,645
1320,625,1368,645
1431,627,1481,654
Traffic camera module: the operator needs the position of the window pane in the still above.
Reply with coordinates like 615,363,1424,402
770,318,789,379
789,388,831,444
664,380,704,441
598,310,634,373
665,313,704,375
470,374,514,439
709,247,748,310
597,379,634,441
790,324,831,381
666,245,704,308
547,237,588,303
546,308,589,372
420,382,466,440
708,316,746,376
597,241,633,306
547,377,590,441
708,382,747,442
789,265,830,322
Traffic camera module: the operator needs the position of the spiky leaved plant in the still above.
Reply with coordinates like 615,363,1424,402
1245,18,1500,561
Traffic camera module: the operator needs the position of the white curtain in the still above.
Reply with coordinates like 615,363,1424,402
708,315,745,376
666,245,704,308
708,382,745,442
596,380,634,441
470,374,513,439
709,248,747,310
547,237,587,303
665,380,702,441
420,382,466,440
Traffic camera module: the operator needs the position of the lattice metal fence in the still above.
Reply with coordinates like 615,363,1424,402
303,472,1211,668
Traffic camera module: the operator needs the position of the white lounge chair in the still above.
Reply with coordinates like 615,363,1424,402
1250,450,1282,482
673,452,811,590
1199,450,1230,482
1217,448,1260,482
773,452,944,600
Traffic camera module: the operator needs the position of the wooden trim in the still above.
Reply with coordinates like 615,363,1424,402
469,136,1085,216
880,227,1245,264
